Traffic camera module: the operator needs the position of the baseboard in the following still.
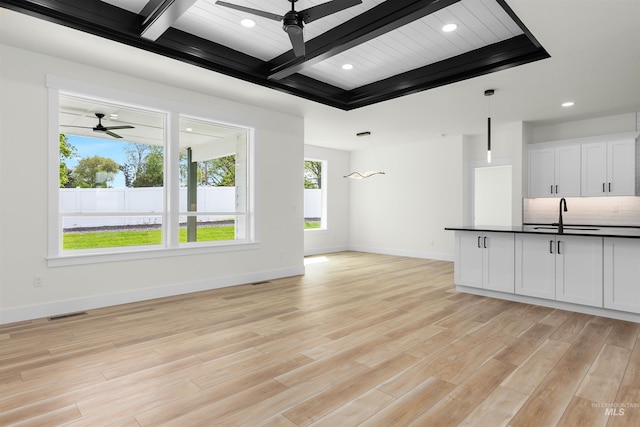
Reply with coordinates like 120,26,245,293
0,266,305,325
304,245,350,257
348,245,454,262
457,285,640,323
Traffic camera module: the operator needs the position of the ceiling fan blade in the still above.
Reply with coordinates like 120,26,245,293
301,0,362,24
61,125,93,129
105,130,124,139
287,28,305,57
215,1,283,21
104,125,134,130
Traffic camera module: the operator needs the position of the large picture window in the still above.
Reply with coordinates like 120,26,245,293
51,88,252,264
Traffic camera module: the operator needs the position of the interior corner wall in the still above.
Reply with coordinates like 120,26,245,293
348,136,464,261
0,44,305,324
303,145,350,256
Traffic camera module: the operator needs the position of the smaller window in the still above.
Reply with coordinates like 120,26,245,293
304,159,327,230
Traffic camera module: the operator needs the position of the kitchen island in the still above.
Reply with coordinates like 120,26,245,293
445,225,640,323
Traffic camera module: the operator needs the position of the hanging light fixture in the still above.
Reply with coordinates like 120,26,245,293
344,131,386,179
485,89,495,164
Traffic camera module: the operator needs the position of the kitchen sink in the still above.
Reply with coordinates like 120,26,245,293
532,226,600,231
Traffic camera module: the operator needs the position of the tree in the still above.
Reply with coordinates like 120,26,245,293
304,160,322,189
120,143,158,187
132,146,164,187
59,134,77,188
72,156,120,188
179,151,235,187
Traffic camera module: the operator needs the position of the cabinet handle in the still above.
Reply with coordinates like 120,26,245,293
484,236,487,248
478,236,482,248
557,240,562,254
549,240,554,254
550,185,554,194
609,182,612,192
555,185,558,194
603,183,606,192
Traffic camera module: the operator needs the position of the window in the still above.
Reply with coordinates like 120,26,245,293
51,86,253,264
304,159,326,230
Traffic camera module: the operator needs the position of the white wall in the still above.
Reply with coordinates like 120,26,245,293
304,145,351,255
348,136,464,261
532,112,638,143
0,44,304,323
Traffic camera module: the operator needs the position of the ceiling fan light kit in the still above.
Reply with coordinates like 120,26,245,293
216,0,363,57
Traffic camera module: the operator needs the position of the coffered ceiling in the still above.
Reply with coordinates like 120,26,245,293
1,0,549,110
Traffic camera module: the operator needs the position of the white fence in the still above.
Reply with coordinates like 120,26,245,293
60,187,322,229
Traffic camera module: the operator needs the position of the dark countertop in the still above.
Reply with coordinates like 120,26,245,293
445,225,640,239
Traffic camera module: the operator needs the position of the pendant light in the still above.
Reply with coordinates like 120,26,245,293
485,89,495,163
344,131,386,179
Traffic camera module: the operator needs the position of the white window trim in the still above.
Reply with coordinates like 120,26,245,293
304,157,328,231
47,75,256,267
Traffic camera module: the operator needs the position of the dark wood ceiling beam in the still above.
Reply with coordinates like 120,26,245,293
140,0,198,41
345,35,550,109
267,0,461,81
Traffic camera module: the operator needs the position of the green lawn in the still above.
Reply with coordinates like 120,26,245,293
304,221,321,229
63,226,235,250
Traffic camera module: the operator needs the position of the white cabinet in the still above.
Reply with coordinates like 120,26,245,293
515,234,556,299
529,145,581,198
604,238,640,313
515,234,603,307
581,139,637,196
555,235,603,307
454,231,514,292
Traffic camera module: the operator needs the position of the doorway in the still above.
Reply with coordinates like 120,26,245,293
474,165,512,226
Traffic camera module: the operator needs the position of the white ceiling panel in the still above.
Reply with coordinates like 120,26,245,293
300,0,524,90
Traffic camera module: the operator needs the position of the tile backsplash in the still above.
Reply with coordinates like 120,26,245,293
523,196,640,226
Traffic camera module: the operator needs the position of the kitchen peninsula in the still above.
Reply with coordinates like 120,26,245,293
445,225,640,323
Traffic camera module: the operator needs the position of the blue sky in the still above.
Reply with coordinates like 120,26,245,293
67,135,128,187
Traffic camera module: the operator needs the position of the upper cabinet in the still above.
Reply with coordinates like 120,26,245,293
529,145,581,198
528,133,639,198
581,139,637,196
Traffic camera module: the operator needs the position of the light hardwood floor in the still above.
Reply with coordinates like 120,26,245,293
1,252,639,426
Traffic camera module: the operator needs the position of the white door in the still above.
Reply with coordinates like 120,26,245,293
581,142,608,196
608,139,636,196
604,238,640,313
483,232,515,292
529,148,555,197
455,231,483,288
474,165,512,226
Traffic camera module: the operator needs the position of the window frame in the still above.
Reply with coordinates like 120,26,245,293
47,76,256,267
303,157,328,231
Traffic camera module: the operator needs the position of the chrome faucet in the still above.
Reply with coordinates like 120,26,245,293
557,197,568,233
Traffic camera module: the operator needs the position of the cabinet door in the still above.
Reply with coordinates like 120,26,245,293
455,231,483,288
515,234,556,299
555,145,581,196
604,238,640,313
608,139,636,196
483,232,515,292
555,236,603,307
529,148,555,197
581,142,608,196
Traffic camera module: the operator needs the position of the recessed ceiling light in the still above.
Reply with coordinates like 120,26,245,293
241,19,256,28
342,64,354,70
442,23,457,32
109,113,118,119
186,127,193,132
562,101,575,107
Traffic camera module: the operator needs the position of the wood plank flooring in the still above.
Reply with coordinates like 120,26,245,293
1,251,639,426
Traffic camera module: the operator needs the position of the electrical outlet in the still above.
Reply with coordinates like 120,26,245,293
34,276,44,287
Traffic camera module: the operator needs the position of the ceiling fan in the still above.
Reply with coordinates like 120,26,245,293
63,113,134,139
216,0,362,57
